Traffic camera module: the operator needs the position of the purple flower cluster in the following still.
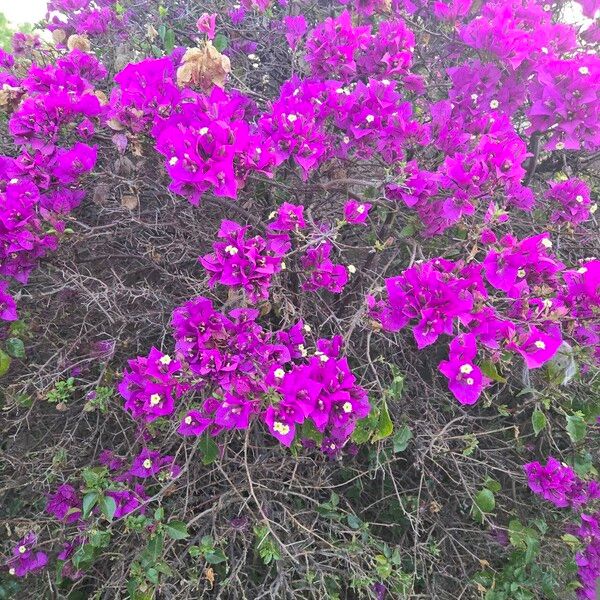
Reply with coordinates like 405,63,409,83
5,533,48,577
199,220,288,303
524,457,600,509
572,512,600,599
118,296,369,451
546,179,593,225
370,235,600,403
118,347,186,422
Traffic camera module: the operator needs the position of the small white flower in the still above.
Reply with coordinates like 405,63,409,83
143,459,153,469
590,203,597,214
336,87,344,94
579,66,589,75
348,264,357,274
18,546,27,555
489,99,499,109
184,415,193,425
343,136,350,144
9,178,18,184
342,402,353,414
356,204,366,214
149,393,162,406
303,324,312,333
541,238,553,249
287,113,298,123
460,364,473,375
382,79,391,85
8,568,15,576
577,266,588,274
465,378,474,386
541,47,549,54
199,127,209,136
225,245,239,256
543,3,551,10
534,340,546,350
298,344,308,357
169,156,178,166
470,93,478,101
268,211,277,219
274,368,285,379
365,114,375,123
159,355,172,365
247,53,259,61
517,268,526,278
280,261,286,270
543,299,553,309
555,142,565,150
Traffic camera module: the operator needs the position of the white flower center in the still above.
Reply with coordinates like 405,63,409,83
534,340,546,350
287,113,298,123
365,114,375,123
348,264,356,274
575,195,584,203
142,459,153,469
159,355,172,365
489,99,499,109
169,156,178,166
274,368,285,379
225,245,239,256
149,393,161,406
460,364,473,374
579,66,589,75
342,402,353,414
356,204,366,214
541,238,552,248
465,377,474,386
184,415,193,425
18,545,27,554
273,421,290,435
199,127,209,136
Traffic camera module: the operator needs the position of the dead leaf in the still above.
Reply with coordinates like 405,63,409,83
52,29,67,45
93,184,110,205
204,567,215,589
106,118,126,131
55,402,68,412
94,90,108,105
121,194,139,210
146,23,159,41
177,42,231,91
67,34,91,52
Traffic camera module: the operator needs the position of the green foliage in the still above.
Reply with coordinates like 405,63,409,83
254,524,281,565
47,377,76,404
474,518,559,599
189,536,227,565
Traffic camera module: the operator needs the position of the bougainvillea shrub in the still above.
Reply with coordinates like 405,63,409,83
0,0,599,598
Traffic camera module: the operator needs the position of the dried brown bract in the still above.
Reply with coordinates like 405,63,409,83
176,42,231,91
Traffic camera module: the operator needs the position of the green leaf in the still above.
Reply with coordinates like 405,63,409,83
392,424,413,453
205,549,227,564
532,409,547,436
82,492,99,518
143,533,164,564
5,338,25,359
347,514,362,529
566,413,587,444
89,529,111,548
164,29,175,53
99,495,117,521
474,488,495,513
200,434,218,465
480,359,507,383
484,477,501,494
213,33,228,52
154,507,164,522
0,349,11,377
146,567,159,585
372,399,393,442
561,533,582,551
164,520,189,540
